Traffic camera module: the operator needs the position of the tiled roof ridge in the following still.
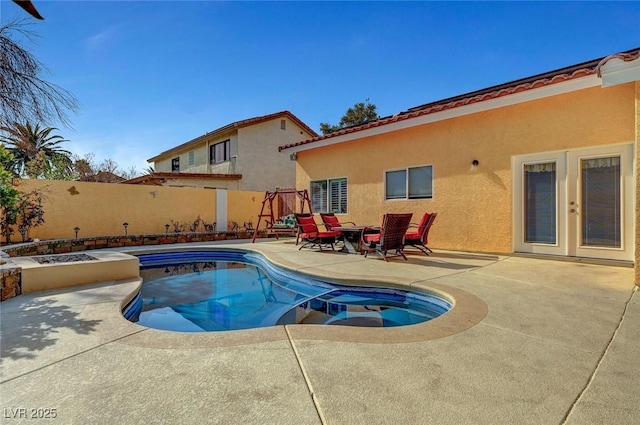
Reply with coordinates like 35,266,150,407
278,68,595,151
232,110,318,137
121,172,242,185
596,50,640,77
279,47,640,152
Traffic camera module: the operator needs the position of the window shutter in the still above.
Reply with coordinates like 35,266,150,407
329,178,347,213
311,181,327,213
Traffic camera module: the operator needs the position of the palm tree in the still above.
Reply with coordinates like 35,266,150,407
0,122,72,178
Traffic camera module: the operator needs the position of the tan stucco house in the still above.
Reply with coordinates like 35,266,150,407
136,111,317,191
280,48,640,277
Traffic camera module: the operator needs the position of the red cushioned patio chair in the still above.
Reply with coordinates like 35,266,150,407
292,213,312,245
319,213,357,242
404,212,437,255
319,213,356,231
361,213,413,261
294,214,340,251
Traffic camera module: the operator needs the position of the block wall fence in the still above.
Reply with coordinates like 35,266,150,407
0,180,298,300
6,179,267,243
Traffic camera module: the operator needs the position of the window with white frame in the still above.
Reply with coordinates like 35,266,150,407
385,165,433,200
311,178,347,213
171,157,180,172
210,139,231,164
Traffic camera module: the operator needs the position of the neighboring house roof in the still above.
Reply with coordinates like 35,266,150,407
148,111,318,162
78,171,126,183
121,172,242,186
279,47,640,153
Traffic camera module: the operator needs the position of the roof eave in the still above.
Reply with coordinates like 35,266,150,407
279,47,640,154
280,72,600,153
597,50,640,87
147,125,237,162
149,111,317,162
122,172,243,185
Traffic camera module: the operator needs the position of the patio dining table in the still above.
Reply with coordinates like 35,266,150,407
331,225,380,254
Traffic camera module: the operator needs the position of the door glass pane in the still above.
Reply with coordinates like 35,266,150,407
581,156,621,247
524,162,556,244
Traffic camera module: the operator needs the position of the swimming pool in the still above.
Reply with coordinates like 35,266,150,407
123,250,452,332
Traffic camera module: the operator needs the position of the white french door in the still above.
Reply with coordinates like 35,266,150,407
513,144,634,261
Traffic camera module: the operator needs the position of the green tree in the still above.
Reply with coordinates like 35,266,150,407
1,122,72,178
36,152,75,180
1,146,21,244
319,99,379,135
14,187,46,242
1,145,48,244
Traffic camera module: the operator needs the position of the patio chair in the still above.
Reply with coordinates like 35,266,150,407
294,214,340,251
361,213,413,261
293,213,312,245
319,213,357,242
319,213,357,232
404,212,437,255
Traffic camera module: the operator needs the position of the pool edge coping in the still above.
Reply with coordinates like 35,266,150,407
112,244,488,345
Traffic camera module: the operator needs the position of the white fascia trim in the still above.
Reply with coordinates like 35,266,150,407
599,56,640,87
286,74,601,153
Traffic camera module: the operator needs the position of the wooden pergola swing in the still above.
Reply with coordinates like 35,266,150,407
252,189,312,243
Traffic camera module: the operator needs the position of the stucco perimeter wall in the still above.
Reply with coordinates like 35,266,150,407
296,84,636,255
12,180,264,241
635,81,639,286
227,190,264,227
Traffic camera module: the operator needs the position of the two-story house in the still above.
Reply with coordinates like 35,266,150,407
131,111,317,191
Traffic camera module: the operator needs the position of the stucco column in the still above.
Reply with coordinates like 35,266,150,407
635,81,640,286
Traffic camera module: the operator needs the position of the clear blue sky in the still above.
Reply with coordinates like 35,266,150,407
1,1,639,175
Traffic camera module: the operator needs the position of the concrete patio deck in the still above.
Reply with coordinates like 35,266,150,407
1,239,638,424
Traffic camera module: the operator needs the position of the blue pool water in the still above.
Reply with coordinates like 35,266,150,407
123,250,451,332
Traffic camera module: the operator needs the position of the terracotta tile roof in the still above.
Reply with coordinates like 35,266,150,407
279,47,640,152
78,171,126,183
596,49,640,77
149,111,317,161
121,172,242,185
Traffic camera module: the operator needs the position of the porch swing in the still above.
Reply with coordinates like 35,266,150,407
252,189,313,243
